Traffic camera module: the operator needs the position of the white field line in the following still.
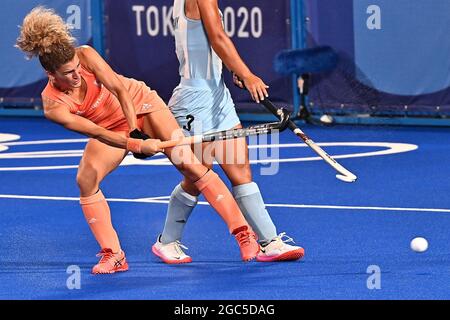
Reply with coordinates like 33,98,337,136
0,194,448,213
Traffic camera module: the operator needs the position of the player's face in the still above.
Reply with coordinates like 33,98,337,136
52,56,82,89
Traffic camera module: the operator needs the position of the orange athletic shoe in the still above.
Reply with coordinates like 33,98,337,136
91,248,129,274
234,226,260,261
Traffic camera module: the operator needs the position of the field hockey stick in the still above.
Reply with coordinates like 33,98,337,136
158,107,291,149
232,72,356,182
260,98,357,182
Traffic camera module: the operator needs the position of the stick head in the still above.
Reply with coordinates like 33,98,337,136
275,108,291,132
336,174,357,183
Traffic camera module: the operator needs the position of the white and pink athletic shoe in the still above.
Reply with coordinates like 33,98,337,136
152,235,192,264
256,233,305,262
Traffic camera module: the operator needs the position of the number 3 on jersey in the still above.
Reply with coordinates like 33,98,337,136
183,115,195,131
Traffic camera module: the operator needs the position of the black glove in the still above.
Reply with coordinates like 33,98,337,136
129,129,152,159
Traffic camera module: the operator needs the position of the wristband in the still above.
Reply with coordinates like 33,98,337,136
126,138,143,154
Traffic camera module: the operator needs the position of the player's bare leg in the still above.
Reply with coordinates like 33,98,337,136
143,110,259,261
77,134,129,273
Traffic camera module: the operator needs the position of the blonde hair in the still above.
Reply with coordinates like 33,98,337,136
15,6,76,72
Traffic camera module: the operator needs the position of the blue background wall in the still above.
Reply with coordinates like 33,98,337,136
0,0,92,107
304,0,450,117
103,0,293,111
1,0,449,119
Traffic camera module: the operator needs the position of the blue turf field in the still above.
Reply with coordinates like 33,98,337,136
0,117,449,299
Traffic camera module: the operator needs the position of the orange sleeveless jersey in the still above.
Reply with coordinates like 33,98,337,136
41,65,167,132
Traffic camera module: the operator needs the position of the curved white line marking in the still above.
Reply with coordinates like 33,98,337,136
0,135,418,171
120,142,418,165
0,134,21,152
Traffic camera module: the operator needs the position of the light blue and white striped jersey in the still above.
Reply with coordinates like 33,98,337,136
169,0,239,134
172,0,223,83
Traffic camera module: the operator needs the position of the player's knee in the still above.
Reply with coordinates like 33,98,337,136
181,179,200,196
76,164,100,191
176,163,204,182
173,160,188,173
229,165,252,185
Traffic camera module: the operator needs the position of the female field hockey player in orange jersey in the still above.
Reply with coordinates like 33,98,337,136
16,6,259,274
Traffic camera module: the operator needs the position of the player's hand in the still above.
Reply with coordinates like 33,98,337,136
141,138,164,156
241,73,269,103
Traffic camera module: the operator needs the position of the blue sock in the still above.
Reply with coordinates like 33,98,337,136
232,182,277,244
160,183,198,244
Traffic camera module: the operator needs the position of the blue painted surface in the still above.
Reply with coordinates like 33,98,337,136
1,117,450,299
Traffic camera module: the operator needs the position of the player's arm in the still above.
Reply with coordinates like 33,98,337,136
43,98,162,155
197,0,268,102
76,45,138,131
